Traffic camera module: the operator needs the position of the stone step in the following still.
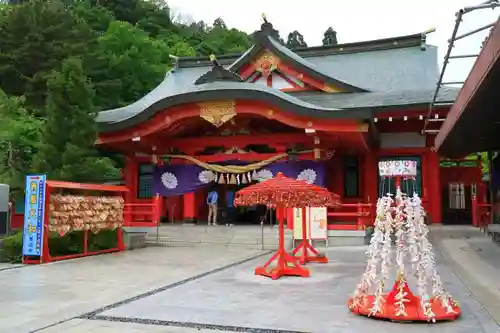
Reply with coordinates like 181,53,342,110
145,240,281,250
146,235,287,245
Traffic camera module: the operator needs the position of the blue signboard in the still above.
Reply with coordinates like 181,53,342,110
22,175,47,257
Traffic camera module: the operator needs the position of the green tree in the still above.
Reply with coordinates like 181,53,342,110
33,58,117,182
70,0,115,34
0,90,41,190
286,30,307,49
86,20,169,109
0,0,93,109
322,27,338,46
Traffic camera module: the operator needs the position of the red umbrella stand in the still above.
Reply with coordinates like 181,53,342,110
235,172,340,279
254,206,310,279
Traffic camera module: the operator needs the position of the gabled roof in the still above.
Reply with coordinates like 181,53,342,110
226,21,367,92
96,19,452,132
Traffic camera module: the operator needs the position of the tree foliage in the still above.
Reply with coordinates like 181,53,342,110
322,27,338,46
286,30,307,49
33,58,117,182
0,0,255,186
0,90,41,190
0,0,93,109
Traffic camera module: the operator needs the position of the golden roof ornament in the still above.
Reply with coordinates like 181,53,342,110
209,53,220,67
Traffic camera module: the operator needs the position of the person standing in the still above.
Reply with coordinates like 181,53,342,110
225,190,235,226
207,188,218,225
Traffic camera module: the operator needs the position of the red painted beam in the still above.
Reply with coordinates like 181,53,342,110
278,63,328,92
240,63,256,80
163,133,314,151
195,152,314,163
47,181,129,192
276,71,301,88
435,18,500,150
97,101,369,147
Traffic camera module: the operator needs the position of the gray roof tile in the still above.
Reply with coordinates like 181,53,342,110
96,31,446,130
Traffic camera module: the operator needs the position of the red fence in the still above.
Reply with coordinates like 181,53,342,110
471,195,492,229
327,203,373,230
123,195,162,227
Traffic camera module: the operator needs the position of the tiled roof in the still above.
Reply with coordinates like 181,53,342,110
96,23,446,131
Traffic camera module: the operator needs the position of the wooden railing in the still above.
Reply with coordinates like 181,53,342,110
327,202,373,230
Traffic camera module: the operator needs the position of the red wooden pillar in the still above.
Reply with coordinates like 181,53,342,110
363,152,378,205
183,192,197,223
124,155,138,224
425,149,441,224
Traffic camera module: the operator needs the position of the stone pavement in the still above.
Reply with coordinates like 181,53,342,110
431,225,500,327
1,227,500,333
0,246,265,333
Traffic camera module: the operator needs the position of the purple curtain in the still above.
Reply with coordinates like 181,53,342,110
153,160,326,197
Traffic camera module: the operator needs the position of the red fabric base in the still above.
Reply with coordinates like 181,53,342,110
348,295,461,322
255,265,310,280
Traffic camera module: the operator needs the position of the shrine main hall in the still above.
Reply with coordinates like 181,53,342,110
94,18,482,228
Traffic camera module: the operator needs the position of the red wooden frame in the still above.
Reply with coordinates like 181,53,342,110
124,194,162,227
471,194,492,229
22,181,128,265
327,202,373,230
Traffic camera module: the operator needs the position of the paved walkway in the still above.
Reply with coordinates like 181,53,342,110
0,246,265,333
430,225,500,327
1,226,500,333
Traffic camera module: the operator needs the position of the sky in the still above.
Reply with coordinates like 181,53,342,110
166,0,500,85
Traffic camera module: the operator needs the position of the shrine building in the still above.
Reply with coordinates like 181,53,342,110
95,18,484,229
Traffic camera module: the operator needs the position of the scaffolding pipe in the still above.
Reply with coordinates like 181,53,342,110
462,1,500,14
452,22,495,42
422,9,463,134
448,54,479,59
441,81,465,85
423,1,500,135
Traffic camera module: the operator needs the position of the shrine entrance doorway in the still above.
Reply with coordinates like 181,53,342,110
439,159,483,225
199,181,275,226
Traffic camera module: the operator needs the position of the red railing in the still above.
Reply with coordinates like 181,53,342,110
123,194,162,228
327,203,373,230
471,195,492,229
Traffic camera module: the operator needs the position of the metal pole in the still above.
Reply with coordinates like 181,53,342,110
448,54,479,59
423,1,500,134
422,10,463,134
452,22,495,42
441,81,465,85
261,220,264,250
171,204,175,224
156,220,160,244
462,1,500,14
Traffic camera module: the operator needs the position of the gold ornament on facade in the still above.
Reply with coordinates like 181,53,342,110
323,84,343,93
198,100,236,127
253,50,280,76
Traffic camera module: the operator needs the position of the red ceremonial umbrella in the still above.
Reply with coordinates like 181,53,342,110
235,172,341,280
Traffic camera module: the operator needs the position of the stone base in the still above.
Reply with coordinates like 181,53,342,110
123,231,147,250
327,230,365,246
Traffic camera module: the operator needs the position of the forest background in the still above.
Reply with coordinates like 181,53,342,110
0,0,340,197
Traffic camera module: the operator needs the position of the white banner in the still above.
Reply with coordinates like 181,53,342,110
293,207,328,240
